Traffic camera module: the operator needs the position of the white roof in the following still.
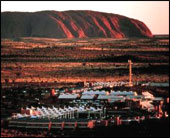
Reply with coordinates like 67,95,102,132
58,93,78,99
82,90,106,95
81,95,95,99
142,92,154,99
153,97,163,101
126,95,144,99
110,91,134,95
98,95,124,100
19,105,103,119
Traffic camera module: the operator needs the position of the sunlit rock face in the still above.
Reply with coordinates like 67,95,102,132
1,10,153,38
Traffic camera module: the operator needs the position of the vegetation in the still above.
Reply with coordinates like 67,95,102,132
1,36,169,86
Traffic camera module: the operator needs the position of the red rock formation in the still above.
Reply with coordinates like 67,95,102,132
1,10,153,38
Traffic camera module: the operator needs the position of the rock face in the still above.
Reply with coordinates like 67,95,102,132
1,10,153,38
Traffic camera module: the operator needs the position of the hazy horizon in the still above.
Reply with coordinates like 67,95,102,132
1,1,169,35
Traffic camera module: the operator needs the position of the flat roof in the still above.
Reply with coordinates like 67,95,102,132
81,95,95,100
110,91,134,95
58,94,78,99
82,90,106,95
97,95,124,100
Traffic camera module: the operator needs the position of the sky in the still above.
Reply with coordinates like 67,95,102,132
1,1,169,35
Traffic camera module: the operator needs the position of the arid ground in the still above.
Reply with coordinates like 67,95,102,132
1,35,169,137
1,35,169,88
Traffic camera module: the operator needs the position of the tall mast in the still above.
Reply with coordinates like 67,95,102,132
128,60,133,87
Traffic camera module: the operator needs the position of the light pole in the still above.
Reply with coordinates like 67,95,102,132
128,60,133,87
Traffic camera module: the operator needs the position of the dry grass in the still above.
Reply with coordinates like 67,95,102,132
1,36,169,86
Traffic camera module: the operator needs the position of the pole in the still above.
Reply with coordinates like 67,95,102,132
128,60,133,87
